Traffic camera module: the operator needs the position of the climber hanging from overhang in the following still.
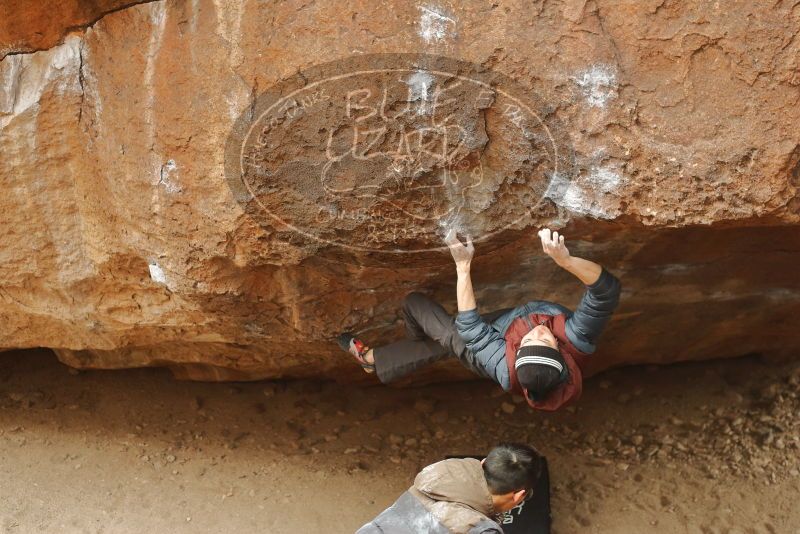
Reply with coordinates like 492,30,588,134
337,228,622,412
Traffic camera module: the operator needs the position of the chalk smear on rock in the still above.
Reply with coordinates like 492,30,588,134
405,70,435,115
418,5,456,44
573,65,618,108
545,171,618,219
148,262,168,285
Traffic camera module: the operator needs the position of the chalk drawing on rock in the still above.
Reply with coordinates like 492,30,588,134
225,53,576,257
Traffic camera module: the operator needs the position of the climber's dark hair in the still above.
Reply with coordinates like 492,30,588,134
517,364,564,401
482,442,542,495
515,345,569,401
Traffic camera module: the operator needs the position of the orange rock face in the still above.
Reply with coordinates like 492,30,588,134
0,1,153,59
1,1,799,382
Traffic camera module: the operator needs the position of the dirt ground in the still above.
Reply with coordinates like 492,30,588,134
0,349,798,534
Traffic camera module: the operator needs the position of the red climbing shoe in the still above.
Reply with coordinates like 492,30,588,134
337,333,375,373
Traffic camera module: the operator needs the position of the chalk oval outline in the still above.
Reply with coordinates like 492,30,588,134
224,53,575,254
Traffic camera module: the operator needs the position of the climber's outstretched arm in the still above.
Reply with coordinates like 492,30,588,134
538,228,602,285
444,230,477,312
444,231,510,388
538,228,621,354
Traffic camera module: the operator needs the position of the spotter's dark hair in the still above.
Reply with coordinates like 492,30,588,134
482,442,543,495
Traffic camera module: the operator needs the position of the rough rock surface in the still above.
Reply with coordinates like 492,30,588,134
1,0,799,382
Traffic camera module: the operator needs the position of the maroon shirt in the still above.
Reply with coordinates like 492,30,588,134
504,312,589,411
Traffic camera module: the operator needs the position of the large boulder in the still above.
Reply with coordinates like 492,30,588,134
1,0,798,382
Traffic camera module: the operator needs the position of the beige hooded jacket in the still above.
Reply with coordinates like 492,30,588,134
356,458,503,534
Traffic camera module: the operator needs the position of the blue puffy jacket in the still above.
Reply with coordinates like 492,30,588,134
454,268,622,390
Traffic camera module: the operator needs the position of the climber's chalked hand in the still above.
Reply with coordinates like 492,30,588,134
538,228,571,265
444,229,474,271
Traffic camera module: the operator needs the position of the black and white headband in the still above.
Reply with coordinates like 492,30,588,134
514,355,563,373
515,344,566,374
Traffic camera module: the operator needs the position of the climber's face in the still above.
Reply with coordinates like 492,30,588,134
519,324,558,350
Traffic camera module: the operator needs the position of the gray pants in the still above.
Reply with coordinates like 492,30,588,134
373,292,510,384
